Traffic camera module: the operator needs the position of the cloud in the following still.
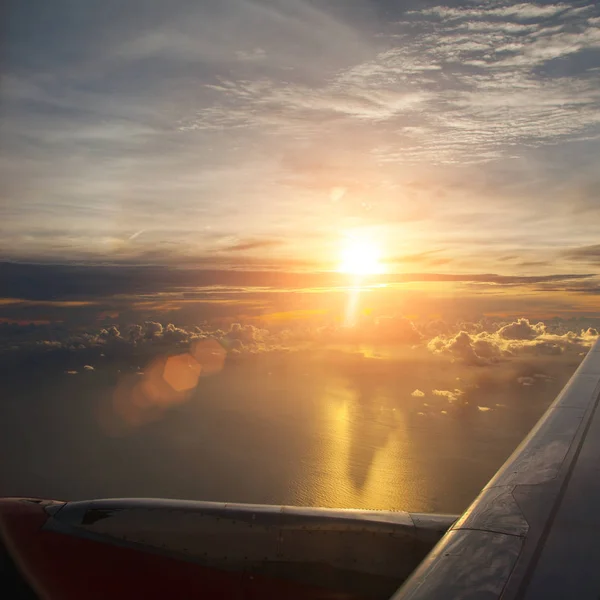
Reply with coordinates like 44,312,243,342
235,48,266,62
497,318,546,340
1,310,598,391
2,0,600,274
222,239,284,252
428,318,598,365
128,230,146,241
415,4,575,21
432,389,465,403
563,244,600,264
430,329,504,366
171,2,600,168
162,323,191,342
364,3,600,164
3,261,595,304
145,322,164,338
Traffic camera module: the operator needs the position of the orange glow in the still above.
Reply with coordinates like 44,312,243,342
163,353,202,392
190,338,227,376
0,299,24,306
106,339,227,430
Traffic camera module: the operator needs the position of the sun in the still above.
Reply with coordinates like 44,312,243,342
338,237,385,276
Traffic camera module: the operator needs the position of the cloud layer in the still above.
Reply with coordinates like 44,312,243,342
428,318,598,365
2,314,597,372
177,1,600,164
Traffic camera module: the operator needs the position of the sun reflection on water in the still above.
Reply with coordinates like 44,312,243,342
292,377,425,511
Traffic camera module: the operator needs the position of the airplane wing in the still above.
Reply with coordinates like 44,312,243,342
2,339,598,599
393,337,600,599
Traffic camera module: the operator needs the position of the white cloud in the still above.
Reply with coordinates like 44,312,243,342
428,318,598,365
433,388,465,403
416,3,575,21
172,4,597,165
498,318,546,340
320,2,600,164
411,389,425,397
2,313,599,379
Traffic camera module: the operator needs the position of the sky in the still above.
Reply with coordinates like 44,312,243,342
1,1,600,509
2,0,600,274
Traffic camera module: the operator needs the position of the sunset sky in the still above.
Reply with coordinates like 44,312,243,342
2,2,600,515
2,0,599,272
2,1,600,320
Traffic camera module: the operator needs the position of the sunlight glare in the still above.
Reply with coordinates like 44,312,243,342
339,237,385,276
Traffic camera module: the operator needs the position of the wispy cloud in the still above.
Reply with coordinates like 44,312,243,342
1,1,599,269
562,244,600,264
222,238,284,252
415,3,579,21
176,2,600,165
128,230,146,241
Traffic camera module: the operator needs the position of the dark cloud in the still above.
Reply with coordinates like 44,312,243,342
567,287,600,295
1,261,595,303
518,261,550,268
563,244,600,264
534,277,600,295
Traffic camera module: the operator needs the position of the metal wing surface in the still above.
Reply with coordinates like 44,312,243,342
392,338,600,600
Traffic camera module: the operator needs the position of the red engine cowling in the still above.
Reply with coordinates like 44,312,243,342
1,497,452,600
